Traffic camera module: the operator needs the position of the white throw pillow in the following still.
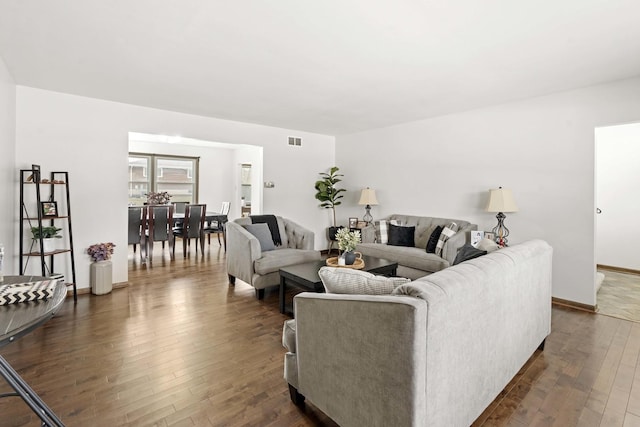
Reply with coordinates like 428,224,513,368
477,237,500,253
435,222,458,258
318,266,410,295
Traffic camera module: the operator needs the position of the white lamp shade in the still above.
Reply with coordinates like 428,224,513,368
487,188,518,213
358,188,379,206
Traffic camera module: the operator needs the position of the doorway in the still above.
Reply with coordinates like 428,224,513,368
595,122,640,322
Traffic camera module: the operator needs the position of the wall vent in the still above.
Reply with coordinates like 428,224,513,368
288,137,302,146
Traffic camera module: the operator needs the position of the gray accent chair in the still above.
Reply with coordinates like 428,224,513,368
283,240,552,426
226,216,321,299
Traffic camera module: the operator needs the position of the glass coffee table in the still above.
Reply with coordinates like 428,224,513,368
279,255,398,315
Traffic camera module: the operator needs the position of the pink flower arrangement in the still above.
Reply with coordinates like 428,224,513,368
87,242,116,262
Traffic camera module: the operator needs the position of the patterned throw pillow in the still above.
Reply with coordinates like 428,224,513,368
374,219,399,244
435,222,459,258
318,267,411,295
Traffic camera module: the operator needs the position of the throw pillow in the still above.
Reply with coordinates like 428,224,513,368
435,222,458,258
426,225,443,253
453,244,487,265
318,267,411,295
243,223,276,251
374,219,399,244
477,237,500,253
388,224,415,247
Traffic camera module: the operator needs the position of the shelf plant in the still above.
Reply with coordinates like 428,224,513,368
30,226,62,239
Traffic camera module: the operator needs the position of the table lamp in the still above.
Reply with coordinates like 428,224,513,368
486,187,518,247
358,187,378,224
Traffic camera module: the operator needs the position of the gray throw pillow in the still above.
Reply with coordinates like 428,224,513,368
243,223,276,251
318,267,411,295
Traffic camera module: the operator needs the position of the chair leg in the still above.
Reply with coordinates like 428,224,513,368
217,232,222,246
288,385,305,406
183,238,188,258
133,244,137,253
229,275,236,285
169,235,175,260
199,234,205,255
148,241,153,262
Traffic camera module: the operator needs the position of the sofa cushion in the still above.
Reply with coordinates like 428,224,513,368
357,243,449,273
388,224,415,247
318,267,410,295
453,244,487,265
243,223,276,251
426,225,443,253
374,219,398,244
435,222,458,258
282,319,297,353
253,248,321,275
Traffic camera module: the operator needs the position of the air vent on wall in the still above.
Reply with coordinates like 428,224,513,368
288,137,302,146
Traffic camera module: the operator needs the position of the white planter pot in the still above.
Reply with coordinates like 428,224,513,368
90,260,113,295
38,238,56,253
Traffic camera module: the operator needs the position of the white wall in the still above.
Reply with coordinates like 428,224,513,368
336,76,640,307
15,87,335,290
0,56,16,274
596,122,640,270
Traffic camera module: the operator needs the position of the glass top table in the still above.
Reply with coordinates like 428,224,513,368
0,275,67,426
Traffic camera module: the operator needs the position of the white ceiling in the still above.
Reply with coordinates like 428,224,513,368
1,1,640,135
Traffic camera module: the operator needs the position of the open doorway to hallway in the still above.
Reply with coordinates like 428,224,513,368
595,122,640,322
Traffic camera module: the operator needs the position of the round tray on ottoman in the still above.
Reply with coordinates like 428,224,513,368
325,257,365,270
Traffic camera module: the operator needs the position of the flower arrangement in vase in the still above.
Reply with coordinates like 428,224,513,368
335,228,361,265
87,242,116,262
146,191,171,205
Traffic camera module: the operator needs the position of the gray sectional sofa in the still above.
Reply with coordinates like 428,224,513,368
357,214,478,280
283,240,553,426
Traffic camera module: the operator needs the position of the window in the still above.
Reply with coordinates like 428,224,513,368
128,154,199,206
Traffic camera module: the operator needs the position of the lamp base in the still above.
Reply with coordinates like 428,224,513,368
362,205,373,225
491,212,510,247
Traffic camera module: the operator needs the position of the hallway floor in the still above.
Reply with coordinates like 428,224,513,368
597,269,640,323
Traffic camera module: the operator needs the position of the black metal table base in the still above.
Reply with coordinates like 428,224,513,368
0,355,65,426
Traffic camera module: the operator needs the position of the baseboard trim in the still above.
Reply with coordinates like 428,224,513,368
552,297,597,313
597,264,640,276
66,281,128,297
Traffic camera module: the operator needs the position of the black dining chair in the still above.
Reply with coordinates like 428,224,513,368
128,206,147,261
204,201,230,248
147,204,174,262
173,204,206,258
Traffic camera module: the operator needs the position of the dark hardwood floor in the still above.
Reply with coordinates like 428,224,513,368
1,246,639,426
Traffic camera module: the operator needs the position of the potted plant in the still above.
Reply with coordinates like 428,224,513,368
315,166,346,240
146,191,171,205
31,226,62,253
335,228,362,265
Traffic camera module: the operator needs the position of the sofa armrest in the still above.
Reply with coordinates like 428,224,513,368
292,293,427,426
225,221,262,283
282,218,315,250
442,224,477,264
360,224,376,243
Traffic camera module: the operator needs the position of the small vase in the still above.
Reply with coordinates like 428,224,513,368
344,251,356,265
90,260,113,295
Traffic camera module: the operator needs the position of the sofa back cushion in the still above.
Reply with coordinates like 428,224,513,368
319,267,411,295
386,214,473,249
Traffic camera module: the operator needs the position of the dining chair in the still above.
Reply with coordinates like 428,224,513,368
204,201,230,248
147,204,174,262
128,206,147,261
173,204,206,258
